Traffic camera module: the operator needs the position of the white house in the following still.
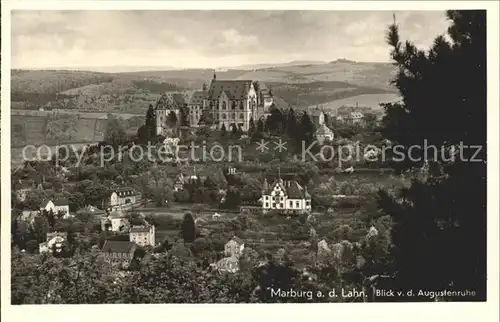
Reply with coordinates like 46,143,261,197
224,236,245,258
129,224,156,247
348,112,364,124
40,198,70,216
260,177,311,214
101,210,130,232
109,188,140,210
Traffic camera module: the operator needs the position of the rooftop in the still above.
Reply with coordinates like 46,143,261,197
207,79,253,100
101,240,136,254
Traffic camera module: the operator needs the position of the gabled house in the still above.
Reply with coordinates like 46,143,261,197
315,124,334,144
261,176,311,214
39,232,68,254
101,210,130,232
40,198,70,217
174,167,203,192
224,236,245,258
347,112,364,124
205,73,259,132
15,180,35,202
101,240,137,267
108,187,141,210
213,256,240,274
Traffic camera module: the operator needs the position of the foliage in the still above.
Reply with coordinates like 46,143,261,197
181,212,196,243
378,10,486,300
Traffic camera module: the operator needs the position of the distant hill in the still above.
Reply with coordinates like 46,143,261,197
221,60,327,70
11,60,398,112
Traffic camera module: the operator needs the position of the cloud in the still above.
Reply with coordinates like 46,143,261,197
11,10,452,69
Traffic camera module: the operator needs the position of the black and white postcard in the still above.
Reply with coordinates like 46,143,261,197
1,1,499,322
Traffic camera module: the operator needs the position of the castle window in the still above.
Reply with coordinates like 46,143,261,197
240,101,244,110
222,113,227,120
289,201,293,207
265,202,269,208
239,113,244,119
232,113,236,119
296,201,300,208
222,101,226,110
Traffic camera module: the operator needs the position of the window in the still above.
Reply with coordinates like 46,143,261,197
272,203,276,208
289,201,293,207
296,201,300,208
265,203,269,208
240,101,244,110
239,113,244,119
306,201,310,206
222,113,227,119
222,101,227,110
232,101,236,110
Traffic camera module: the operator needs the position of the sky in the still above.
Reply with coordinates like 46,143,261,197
11,10,452,71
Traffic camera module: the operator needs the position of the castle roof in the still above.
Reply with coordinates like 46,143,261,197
207,80,253,100
189,90,206,105
156,92,187,109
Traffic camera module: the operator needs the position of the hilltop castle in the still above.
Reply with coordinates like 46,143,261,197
155,72,274,136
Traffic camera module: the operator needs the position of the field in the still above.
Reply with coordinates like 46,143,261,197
309,93,402,112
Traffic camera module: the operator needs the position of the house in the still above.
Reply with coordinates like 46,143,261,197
315,124,334,144
101,210,130,232
174,167,202,192
15,180,35,202
204,73,261,132
129,224,156,247
309,108,327,126
224,236,245,258
347,112,364,124
317,239,331,258
39,232,68,254
174,173,187,192
39,198,70,216
155,93,188,136
214,256,240,273
108,187,140,210
260,176,311,214
101,240,137,266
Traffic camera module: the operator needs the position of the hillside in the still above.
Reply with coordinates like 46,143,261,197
11,113,143,148
11,60,398,113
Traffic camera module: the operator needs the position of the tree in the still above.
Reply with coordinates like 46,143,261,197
248,117,255,134
181,212,196,243
104,116,127,147
167,111,178,128
378,10,486,300
136,125,150,144
145,104,156,138
363,113,377,130
299,111,315,147
220,123,227,136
